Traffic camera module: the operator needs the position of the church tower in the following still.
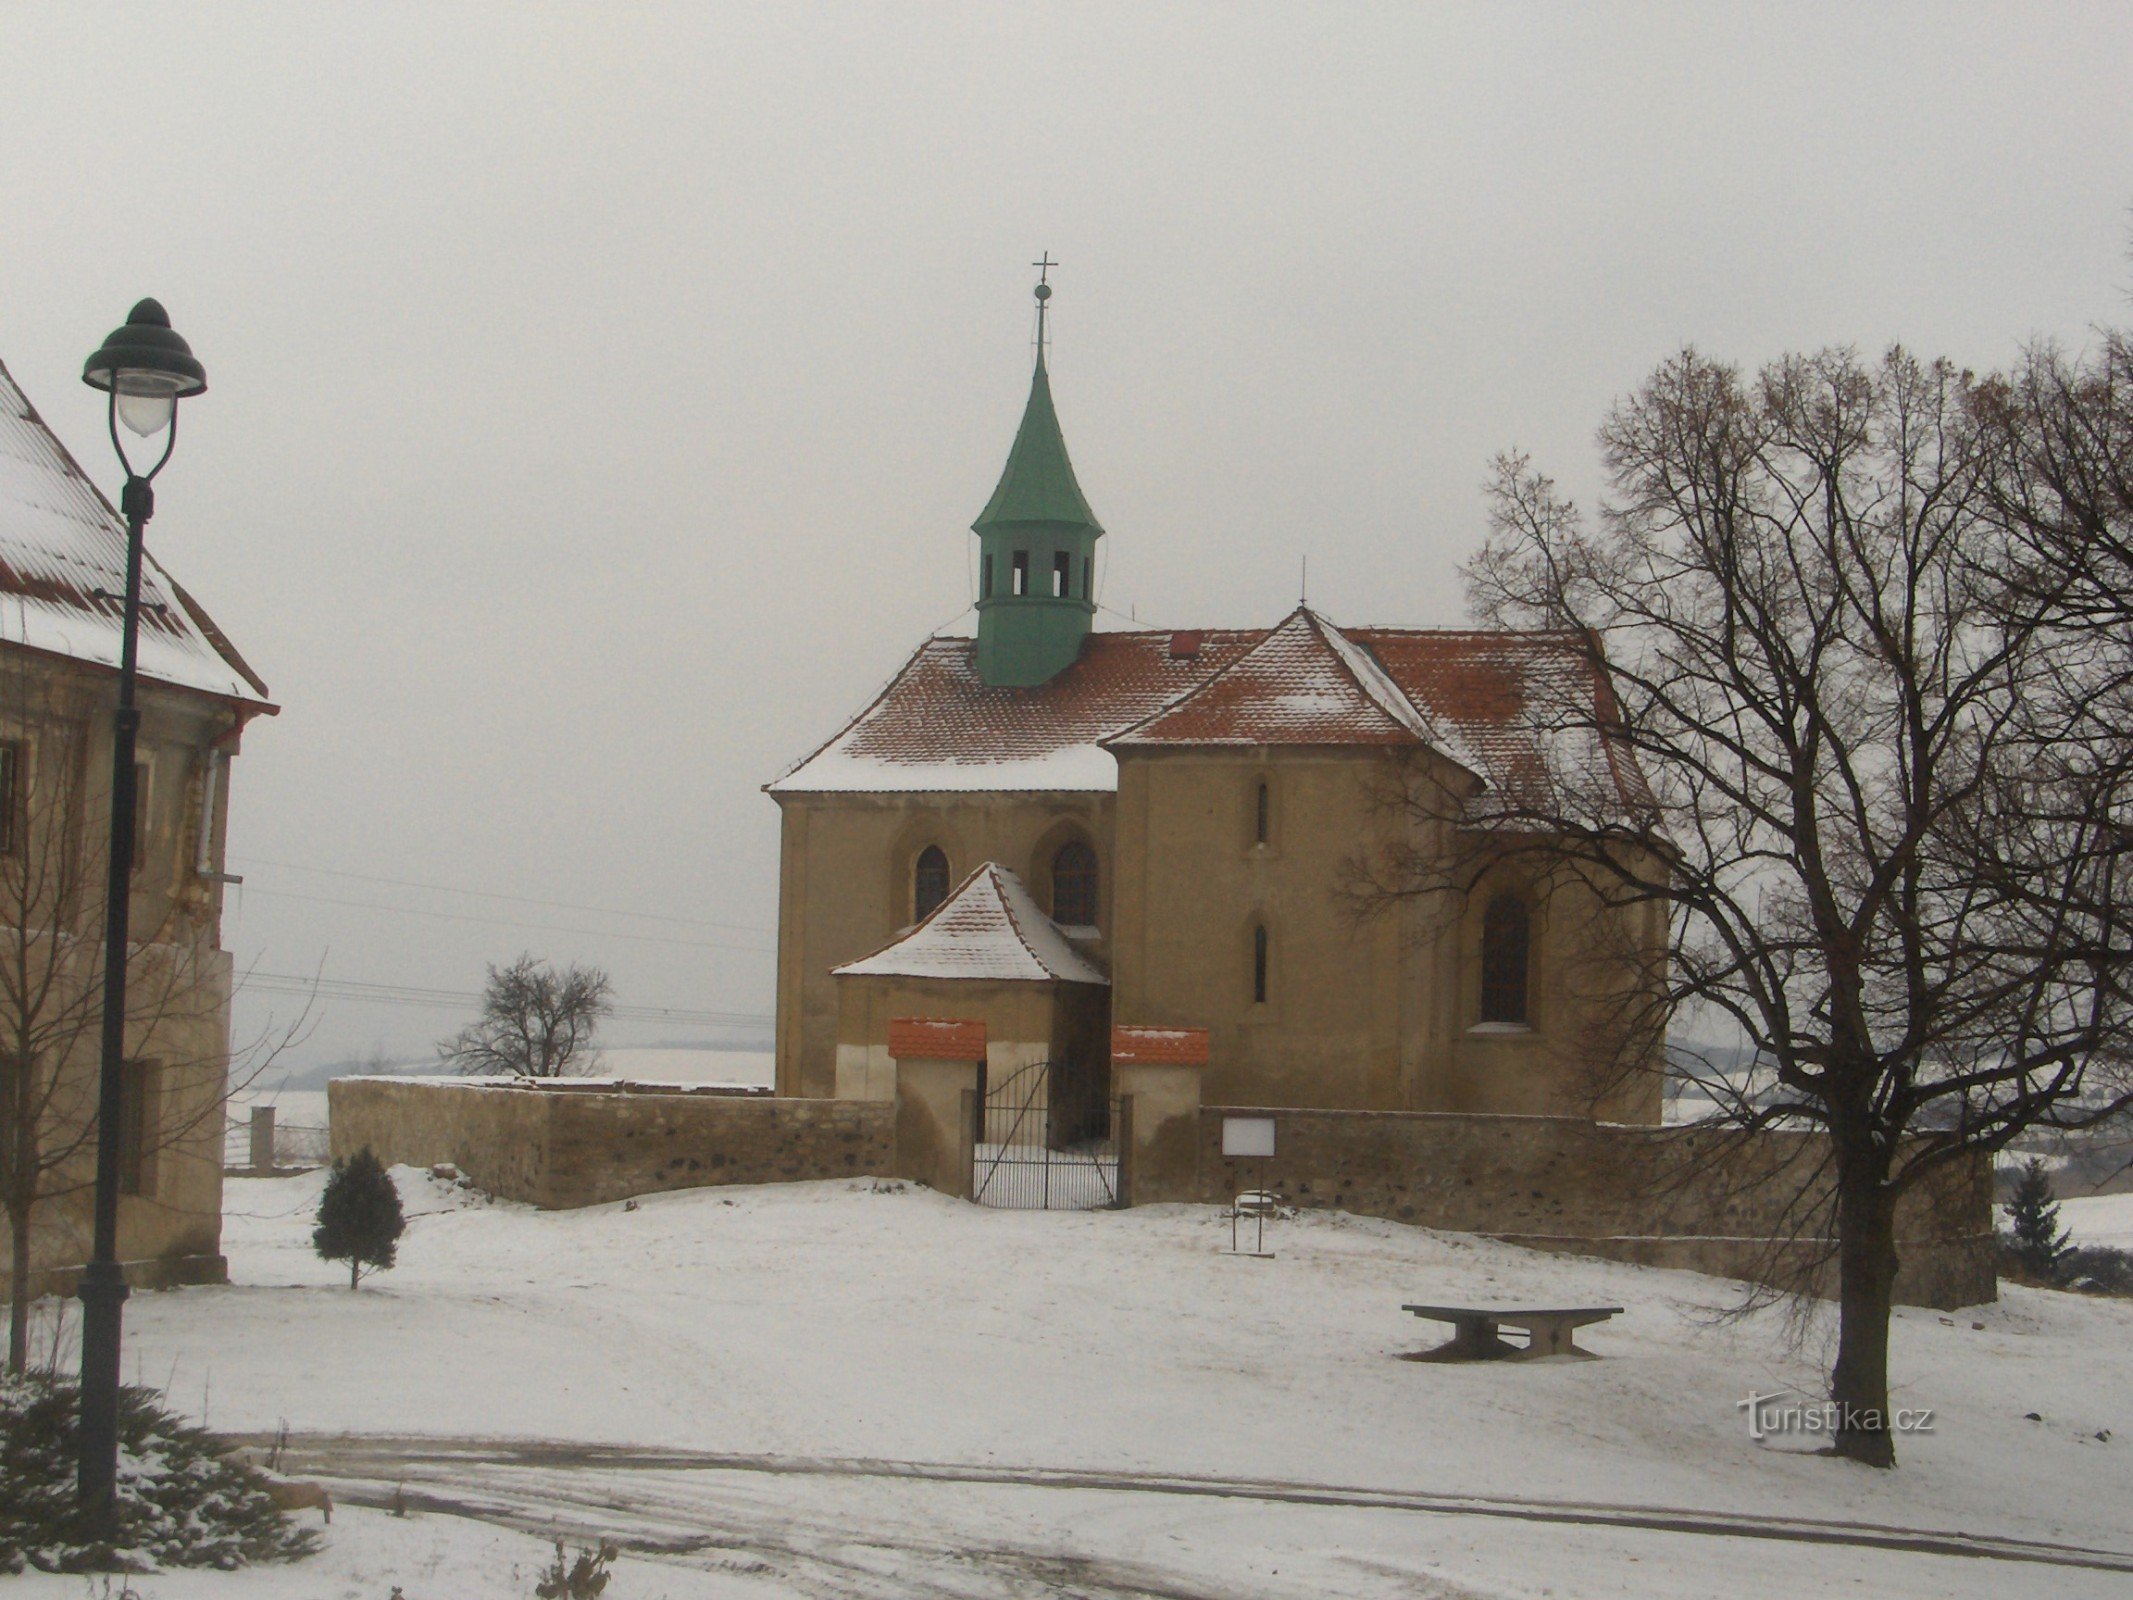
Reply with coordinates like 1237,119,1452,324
972,261,1104,688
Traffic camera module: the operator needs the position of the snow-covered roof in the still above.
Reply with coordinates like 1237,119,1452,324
769,629,1261,794
770,606,1639,819
833,862,1108,985
0,359,270,705
1109,607,1470,761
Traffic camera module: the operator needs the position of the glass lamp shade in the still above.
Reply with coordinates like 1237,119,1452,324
113,379,180,437
83,300,206,429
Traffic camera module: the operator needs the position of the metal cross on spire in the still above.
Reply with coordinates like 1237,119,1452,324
1033,251,1057,360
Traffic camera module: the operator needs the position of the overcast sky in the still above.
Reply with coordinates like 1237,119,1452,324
3,3,2129,1069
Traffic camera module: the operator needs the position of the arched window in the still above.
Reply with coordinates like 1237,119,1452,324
1255,781,1269,845
914,846,950,922
1051,840,1098,926
1252,923,1269,1004
1479,893,1530,1024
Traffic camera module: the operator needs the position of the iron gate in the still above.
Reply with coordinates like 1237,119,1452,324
972,1059,1120,1210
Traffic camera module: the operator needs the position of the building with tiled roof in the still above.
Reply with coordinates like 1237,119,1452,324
769,281,1660,1136
0,345,273,1303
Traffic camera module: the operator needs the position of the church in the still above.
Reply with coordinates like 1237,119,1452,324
768,279,1661,1133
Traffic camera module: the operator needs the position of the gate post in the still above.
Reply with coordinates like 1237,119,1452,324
1110,1026,1209,1205
887,1018,986,1201
248,1105,276,1175
1114,1094,1136,1208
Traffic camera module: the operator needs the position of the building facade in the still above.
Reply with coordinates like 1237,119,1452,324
0,357,273,1304
769,301,1660,1125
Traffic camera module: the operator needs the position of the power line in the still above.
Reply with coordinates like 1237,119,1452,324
238,969,771,1028
227,854,772,936
234,885,775,955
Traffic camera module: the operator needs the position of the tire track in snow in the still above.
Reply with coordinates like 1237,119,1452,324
243,1432,2133,1579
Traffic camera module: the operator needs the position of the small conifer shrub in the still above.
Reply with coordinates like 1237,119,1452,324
0,1371,317,1573
2002,1157,2071,1282
312,1146,407,1289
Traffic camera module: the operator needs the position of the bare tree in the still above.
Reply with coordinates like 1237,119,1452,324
439,954,612,1079
1353,346,2133,1467
1973,329,2133,691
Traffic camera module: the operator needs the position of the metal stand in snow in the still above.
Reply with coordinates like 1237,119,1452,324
1226,1190,1280,1258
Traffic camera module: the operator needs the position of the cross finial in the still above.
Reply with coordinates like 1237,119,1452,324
1032,252,1057,361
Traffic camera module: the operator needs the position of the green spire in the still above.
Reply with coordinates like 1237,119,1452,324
972,353,1104,534
971,260,1106,688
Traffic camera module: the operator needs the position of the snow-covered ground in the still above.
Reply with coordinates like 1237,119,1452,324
16,1169,2133,1597
2061,1191,2133,1248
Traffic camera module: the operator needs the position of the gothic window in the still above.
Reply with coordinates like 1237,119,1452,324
914,846,950,922
1255,780,1269,845
1053,551,1070,596
1051,840,1098,926
1252,923,1269,1004
1480,893,1531,1024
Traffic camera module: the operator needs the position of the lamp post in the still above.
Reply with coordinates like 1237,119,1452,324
74,300,206,1524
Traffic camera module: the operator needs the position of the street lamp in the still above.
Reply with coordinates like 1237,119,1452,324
75,299,207,1525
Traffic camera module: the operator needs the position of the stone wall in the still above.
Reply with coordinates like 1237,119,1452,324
1194,1105,1997,1310
329,1078,894,1209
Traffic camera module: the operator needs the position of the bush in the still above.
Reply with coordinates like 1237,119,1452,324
2000,1158,2071,1280
535,1538,618,1599
314,1146,407,1289
2060,1244,2133,1296
0,1371,318,1574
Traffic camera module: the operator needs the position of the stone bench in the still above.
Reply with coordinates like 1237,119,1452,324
1400,1303,1623,1362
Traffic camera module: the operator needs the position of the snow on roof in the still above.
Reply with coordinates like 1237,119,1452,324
1109,607,1452,755
1355,627,1648,820
768,630,1261,794
770,609,1641,819
0,359,269,705
833,861,1109,985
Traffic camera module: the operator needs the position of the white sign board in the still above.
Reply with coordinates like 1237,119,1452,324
1221,1116,1277,1158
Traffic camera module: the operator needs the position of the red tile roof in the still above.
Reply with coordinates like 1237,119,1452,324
770,607,1642,816
1108,609,1425,748
887,1017,988,1061
769,629,1261,793
1111,1025,1211,1066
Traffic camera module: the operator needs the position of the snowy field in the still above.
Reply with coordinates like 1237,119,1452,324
2061,1191,2133,1248
15,1170,2133,1598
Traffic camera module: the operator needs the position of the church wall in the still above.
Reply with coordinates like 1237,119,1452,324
773,790,1112,1098
1110,748,1410,1110
1110,747,1667,1120
1436,850,1668,1124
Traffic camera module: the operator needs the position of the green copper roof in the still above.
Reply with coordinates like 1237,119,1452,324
972,356,1103,534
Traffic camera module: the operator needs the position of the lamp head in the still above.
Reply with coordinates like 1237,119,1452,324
83,299,206,438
